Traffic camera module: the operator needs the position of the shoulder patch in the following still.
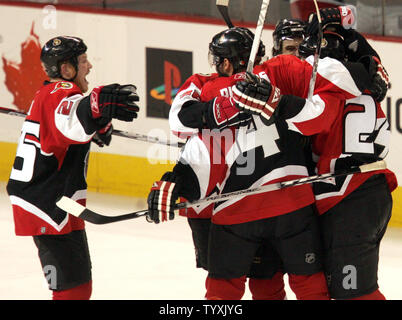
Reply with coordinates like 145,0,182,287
51,82,74,94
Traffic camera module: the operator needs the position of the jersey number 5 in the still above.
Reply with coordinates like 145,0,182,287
10,121,40,182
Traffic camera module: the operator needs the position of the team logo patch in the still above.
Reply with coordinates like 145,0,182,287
53,38,61,46
234,72,246,80
51,82,73,94
305,253,316,264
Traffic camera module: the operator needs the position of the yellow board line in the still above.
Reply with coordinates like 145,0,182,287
1,141,401,226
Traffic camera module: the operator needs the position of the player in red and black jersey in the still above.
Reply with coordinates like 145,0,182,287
300,9,397,300
7,36,139,299
234,6,397,300
162,28,288,299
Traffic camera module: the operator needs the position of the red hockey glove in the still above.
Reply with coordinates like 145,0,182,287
90,84,139,125
307,6,356,35
233,72,281,124
147,172,180,224
204,96,252,130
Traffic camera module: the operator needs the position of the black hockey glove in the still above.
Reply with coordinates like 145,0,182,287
92,123,113,147
358,55,389,102
233,72,281,125
89,84,139,126
147,171,181,224
307,6,356,36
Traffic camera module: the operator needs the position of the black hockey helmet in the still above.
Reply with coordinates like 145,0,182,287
208,27,265,75
272,18,306,56
299,29,346,61
40,36,87,79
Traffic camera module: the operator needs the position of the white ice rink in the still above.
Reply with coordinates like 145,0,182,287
1,182,402,300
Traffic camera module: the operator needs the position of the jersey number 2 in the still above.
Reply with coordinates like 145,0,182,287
343,95,376,154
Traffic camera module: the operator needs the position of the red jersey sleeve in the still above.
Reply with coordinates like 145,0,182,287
254,55,362,136
27,81,94,165
169,73,219,138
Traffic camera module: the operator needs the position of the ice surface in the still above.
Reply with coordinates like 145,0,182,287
0,184,401,300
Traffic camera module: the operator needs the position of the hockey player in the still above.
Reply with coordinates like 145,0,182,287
152,27,286,300
148,27,352,300
272,18,306,57
301,8,396,300
6,36,140,300
234,6,397,300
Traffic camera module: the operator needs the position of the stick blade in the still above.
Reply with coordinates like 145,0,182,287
56,196,148,225
216,0,234,28
359,160,387,173
56,196,85,217
56,196,112,224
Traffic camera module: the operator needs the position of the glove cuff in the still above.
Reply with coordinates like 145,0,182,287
90,86,104,119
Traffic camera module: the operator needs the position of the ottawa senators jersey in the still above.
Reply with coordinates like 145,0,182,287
174,72,315,224
254,55,397,214
310,94,397,214
7,81,96,236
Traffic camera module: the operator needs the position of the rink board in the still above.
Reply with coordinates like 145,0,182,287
1,141,401,227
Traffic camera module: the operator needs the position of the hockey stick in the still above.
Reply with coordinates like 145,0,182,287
0,106,26,118
110,129,185,147
216,0,234,28
0,106,184,147
246,0,270,73
56,160,387,225
307,0,323,100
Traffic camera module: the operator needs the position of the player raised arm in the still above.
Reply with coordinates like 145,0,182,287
40,37,139,148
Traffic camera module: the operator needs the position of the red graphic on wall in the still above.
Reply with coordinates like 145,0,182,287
2,22,47,113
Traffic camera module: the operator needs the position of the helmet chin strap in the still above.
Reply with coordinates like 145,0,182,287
61,70,77,82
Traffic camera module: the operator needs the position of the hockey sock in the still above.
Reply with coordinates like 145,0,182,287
347,289,386,300
288,272,330,300
52,281,92,300
205,276,246,300
248,272,286,300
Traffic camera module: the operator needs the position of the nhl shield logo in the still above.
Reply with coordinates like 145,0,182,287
305,253,316,264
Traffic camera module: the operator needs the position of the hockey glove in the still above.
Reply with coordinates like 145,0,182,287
233,72,281,124
89,84,139,126
147,171,180,224
358,55,389,102
307,6,356,35
92,122,113,147
203,96,252,130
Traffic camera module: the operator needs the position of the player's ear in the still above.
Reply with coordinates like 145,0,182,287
59,62,76,80
222,58,234,76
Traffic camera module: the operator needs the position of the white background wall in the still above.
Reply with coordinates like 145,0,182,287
0,3,401,177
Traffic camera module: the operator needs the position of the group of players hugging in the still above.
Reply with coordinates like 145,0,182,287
7,5,397,300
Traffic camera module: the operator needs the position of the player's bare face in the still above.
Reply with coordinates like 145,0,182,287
281,38,303,57
74,54,92,93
